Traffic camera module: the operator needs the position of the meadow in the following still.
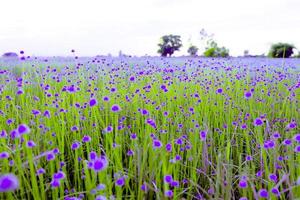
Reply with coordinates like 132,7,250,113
0,56,299,200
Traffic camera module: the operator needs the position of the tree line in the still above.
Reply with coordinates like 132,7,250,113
157,31,299,58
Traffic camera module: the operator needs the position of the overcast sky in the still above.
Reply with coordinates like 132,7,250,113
0,0,299,57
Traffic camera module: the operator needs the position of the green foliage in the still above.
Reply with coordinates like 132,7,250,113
187,45,199,56
268,43,295,58
203,40,229,57
157,34,182,57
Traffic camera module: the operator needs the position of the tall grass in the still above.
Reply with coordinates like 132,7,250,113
0,57,299,199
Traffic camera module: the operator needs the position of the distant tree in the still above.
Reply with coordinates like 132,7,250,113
203,40,229,57
158,35,182,57
244,50,249,57
187,45,199,56
2,52,18,58
268,43,295,58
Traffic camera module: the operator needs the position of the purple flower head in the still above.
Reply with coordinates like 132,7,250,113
258,189,269,198
216,88,223,94
238,179,248,188
17,124,30,135
96,183,106,191
37,168,46,175
0,130,7,138
111,104,121,112
129,76,135,82
146,118,157,129
103,96,110,102
153,139,162,149
166,143,172,152
0,152,9,159
171,180,179,187
82,135,91,143
141,109,149,115
269,173,278,183
164,190,173,198
295,145,300,153
130,133,137,140
95,195,107,200
92,156,108,172
283,139,292,146
253,118,263,126
164,175,173,183
26,140,36,148
50,179,60,188
89,151,97,160
293,133,300,143
271,187,280,196
200,130,207,141
115,177,125,187
89,98,98,107
53,171,66,180
0,174,19,192
141,183,148,192
71,142,80,150
287,122,297,129
244,91,252,99
46,152,55,161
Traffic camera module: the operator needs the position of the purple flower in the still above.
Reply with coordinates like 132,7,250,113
253,118,263,126
164,175,173,183
0,174,19,192
53,171,66,180
89,98,98,107
37,168,46,175
141,183,148,192
91,156,108,172
295,145,300,153
287,122,297,129
238,180,247,188
216,88,223,94
17,124,30,135
82,135,91,143
244,91,252,99
166,143,172,152
271,187,280,196
111,104,121,112
171,180,179,187
115,177,125,187
164,190,173,197
71,142,80,150
46,152,55,161
103,96,110,102
269,173,277,182
146,118,157,129
26,140,36,148
153,139,162,149
50,179,60,188
129,76,135,82
95,195,107,200
258,189,269,198
283,139,292,146
199,130,207,141
293,133,300,143
0,152,9,159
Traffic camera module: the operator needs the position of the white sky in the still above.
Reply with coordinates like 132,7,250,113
0,0,299,56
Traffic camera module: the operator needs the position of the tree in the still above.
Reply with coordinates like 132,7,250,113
187,45,199,56
268,43,295,58
158,35,182,57
203,40,229,57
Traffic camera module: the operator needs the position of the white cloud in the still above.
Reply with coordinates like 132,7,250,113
0,0,299,56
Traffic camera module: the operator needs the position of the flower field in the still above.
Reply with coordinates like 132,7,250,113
0,56,299,199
